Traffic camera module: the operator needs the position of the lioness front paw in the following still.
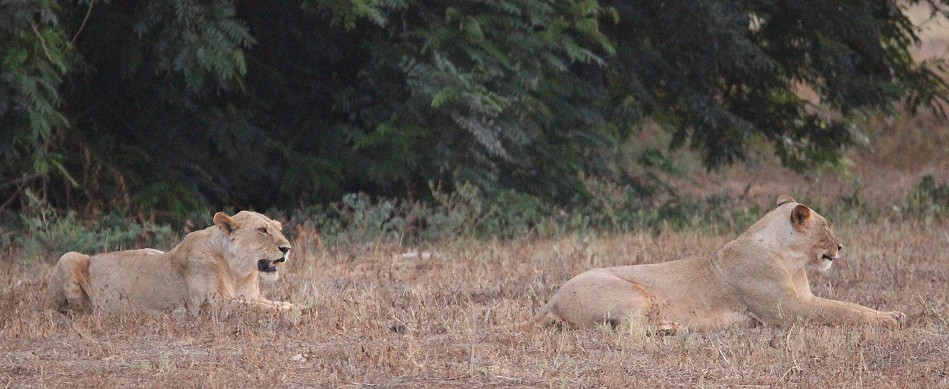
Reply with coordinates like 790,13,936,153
888,311,907,327
881,311,906,328
655,320,682,336
270,301,296,311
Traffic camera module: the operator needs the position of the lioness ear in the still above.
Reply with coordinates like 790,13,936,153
790,204,811,230
213,212,242,235
776,195,796,207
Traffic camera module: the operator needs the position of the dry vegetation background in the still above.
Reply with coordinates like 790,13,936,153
1,214,947,387
3,9,949,389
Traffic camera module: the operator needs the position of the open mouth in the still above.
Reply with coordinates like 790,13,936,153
821,253,835,261
257,259,279,273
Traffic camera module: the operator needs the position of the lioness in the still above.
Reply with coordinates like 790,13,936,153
516,196,905,331
47,211,297,314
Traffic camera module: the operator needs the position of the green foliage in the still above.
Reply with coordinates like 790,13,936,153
1,0,948,222
0,0,75,203
14,191,173,262
333,193,404,242
602,1,948,170
576,174,762,234
427,181,485,239
482,190,553,238
132,0,254,98
901,175,949,217
291,181,766,246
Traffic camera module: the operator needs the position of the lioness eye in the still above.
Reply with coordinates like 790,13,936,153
257,227,268,234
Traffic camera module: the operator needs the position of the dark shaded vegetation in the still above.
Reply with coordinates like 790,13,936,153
3,0,948,221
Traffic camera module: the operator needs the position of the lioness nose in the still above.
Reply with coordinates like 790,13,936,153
279,246,291,254
837,244,843,251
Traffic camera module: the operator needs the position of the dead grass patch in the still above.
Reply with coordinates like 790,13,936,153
2,218,947,387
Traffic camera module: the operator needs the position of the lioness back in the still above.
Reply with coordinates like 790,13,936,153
86,250,189,312
47,248,179,313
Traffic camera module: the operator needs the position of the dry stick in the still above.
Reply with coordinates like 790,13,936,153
713,339,731,365
780,324,801,383
30,24,56,65
0,187,22,213
71,0,96,44
0,178,33,213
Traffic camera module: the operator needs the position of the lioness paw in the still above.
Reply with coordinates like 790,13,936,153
879,311,906,329
887,311,907,327
270,301,295,311
654,320,683,336
270,301,298,311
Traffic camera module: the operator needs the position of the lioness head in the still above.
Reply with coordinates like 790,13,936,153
778,196,842,272
213,211,291,281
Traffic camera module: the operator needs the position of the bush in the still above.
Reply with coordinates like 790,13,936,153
900,175,949,218
482,191,553,239
12,191,173,262
283,177,771,247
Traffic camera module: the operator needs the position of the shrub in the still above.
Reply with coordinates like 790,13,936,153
12,191,173,262
482,191,553,238
900,175,949,218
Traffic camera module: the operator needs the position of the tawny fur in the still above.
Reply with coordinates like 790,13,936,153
46,211,297,314
516,196,906,332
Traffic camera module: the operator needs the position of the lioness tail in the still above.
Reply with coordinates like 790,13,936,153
499,307,557,332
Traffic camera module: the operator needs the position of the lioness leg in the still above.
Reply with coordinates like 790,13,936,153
763,296,905,328
185,292,298,314
244,298,296,311
47,252,92,312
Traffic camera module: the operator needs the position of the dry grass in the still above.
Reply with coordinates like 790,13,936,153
1,214,948,387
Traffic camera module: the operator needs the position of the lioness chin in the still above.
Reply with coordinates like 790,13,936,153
46,211,298,314
515,195,905,332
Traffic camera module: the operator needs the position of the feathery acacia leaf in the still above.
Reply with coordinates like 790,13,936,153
1,0,947,215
